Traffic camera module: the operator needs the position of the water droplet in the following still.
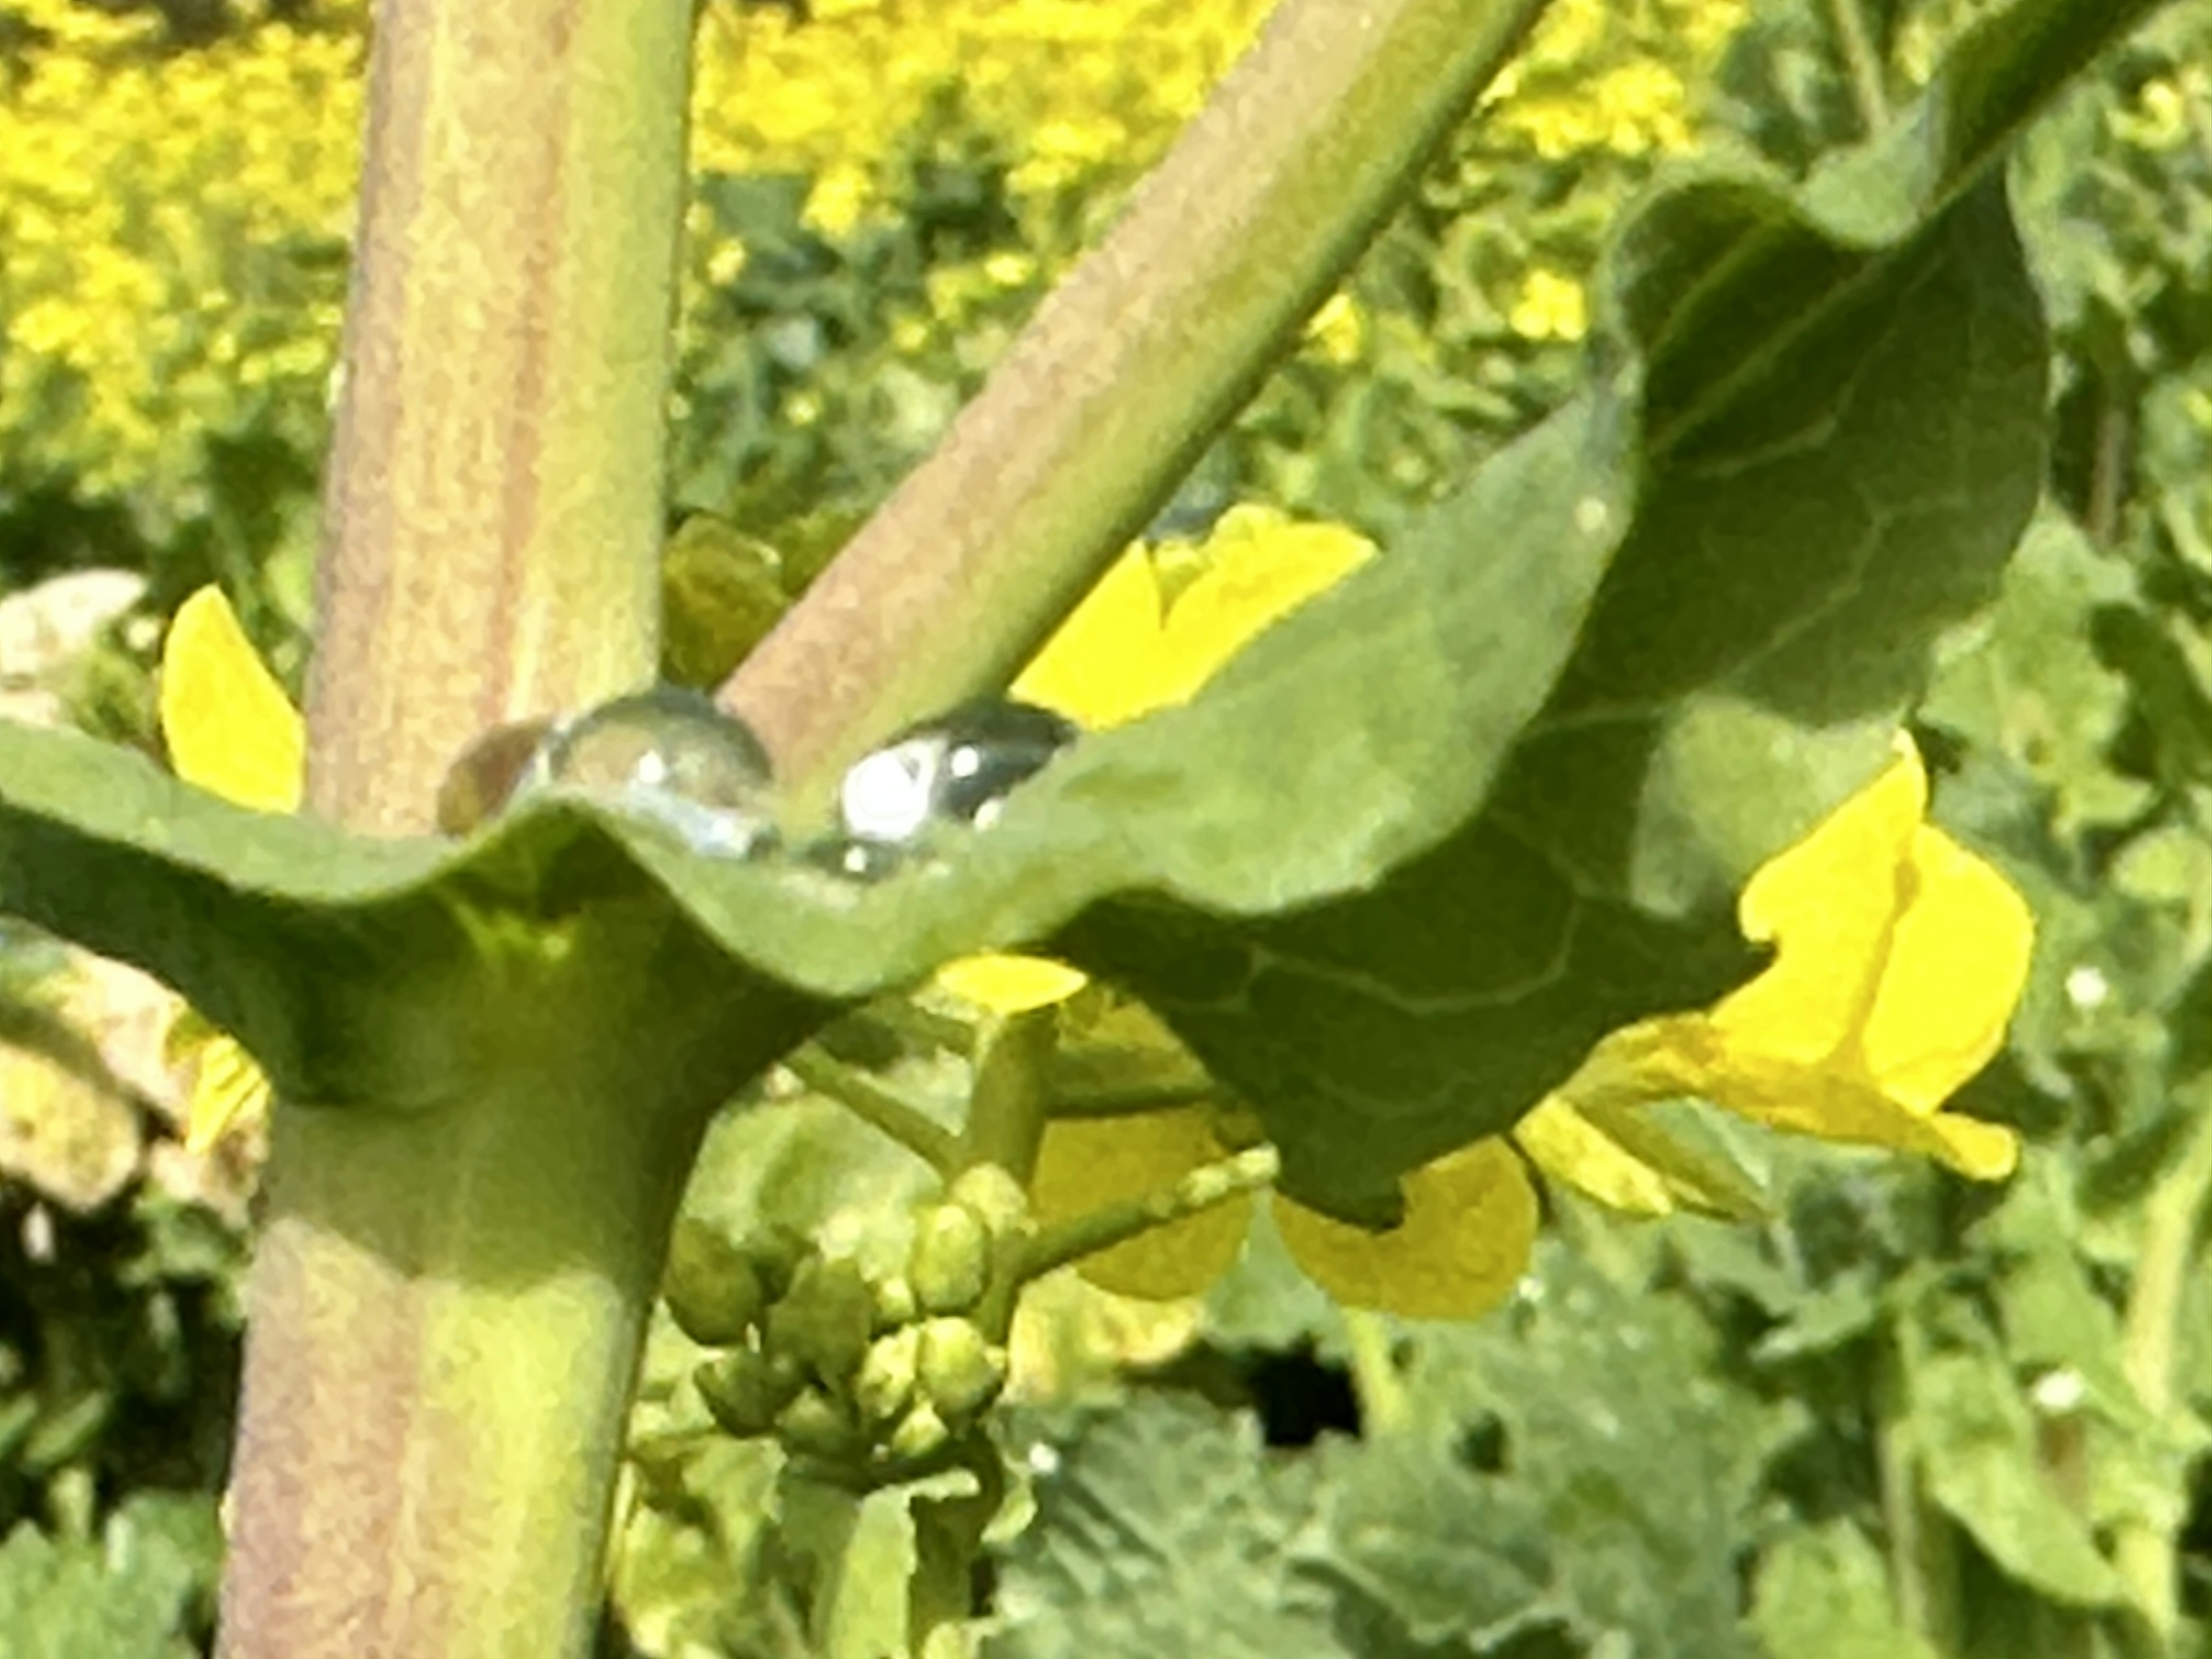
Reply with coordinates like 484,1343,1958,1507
836,699,1075,853
437,716,560,835
529,687,777,857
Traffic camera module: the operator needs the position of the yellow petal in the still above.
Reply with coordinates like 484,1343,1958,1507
159,587,305,813
1028,1107,1252,1300
160,1003,219,1068
1512,1096,1676,1216
1274,1138,1537,1320
1011,548,1166,730
1150,510,1376,709
1687,1047,2019,1181
1568,1010,2018,1182
935,955,1090,1015
183,1033,272,1154
1861,825,2035,1112
1713,735,1924,1065
1548,733,2030,1183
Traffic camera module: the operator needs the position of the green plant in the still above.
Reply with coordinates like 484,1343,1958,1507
0,0,2196,1656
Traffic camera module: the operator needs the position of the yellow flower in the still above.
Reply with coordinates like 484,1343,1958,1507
1508,268,1588,343
941,507,1373,1003
1561,734,2031,1181
1018,700,2029,1319
157,588,302,1151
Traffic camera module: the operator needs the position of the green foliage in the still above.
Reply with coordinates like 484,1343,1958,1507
0,0,2082,1217
0,1490,219,1659
6,0,2212,1655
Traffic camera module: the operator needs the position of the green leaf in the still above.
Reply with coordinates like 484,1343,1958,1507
1751,1522,1944,1659
1381,1252,1775,1658
0,0,2134,1219
0,1494,219,1659
1069,183,2044,1210
1307,1432,1559,1652
661,514,793,690
1920,512,2150,834
1906,1344,2125,1607
986,1396,1341,1659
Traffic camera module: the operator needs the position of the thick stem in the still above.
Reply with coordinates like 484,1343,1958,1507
721,0,1556,809
224,0,701,1652
303,0,691,833
218,1066,708,1658
217,906,821,1659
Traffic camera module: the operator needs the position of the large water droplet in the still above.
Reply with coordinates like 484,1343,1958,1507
836,699,1075,853
529,687,777,857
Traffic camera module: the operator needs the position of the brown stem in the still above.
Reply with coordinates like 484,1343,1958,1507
302,0,688,834
720,0,1556,811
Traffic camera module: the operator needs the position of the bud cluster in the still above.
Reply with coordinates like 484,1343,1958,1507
668,1166,1031,1480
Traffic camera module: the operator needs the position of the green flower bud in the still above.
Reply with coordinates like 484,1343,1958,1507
908,1202,991,1316
743,1223,812,1302
946,1164,1030,1238
766,1256,876,1386
871,1272,918,1332
885,1402,952,1465
696,1349,801,1439
777,1387,862,1461
662,1219,766,1347
854,1327,921,1425
916,1316,1007,1422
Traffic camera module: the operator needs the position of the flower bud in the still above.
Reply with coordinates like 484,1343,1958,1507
661,1219,766,1347
916,1316,1007,1422
853,1328,921,1425
885,1402,952,1465
870,1272,918,1331
696,1349,800,1439
946,1164,1030,1238
778,1387,862,1461
766,1256,876,1386
908,1202,991,1316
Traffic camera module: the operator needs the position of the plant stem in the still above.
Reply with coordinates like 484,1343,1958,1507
1341,1309,1412,1435
1046,1080,1217,1119
222,0,703,1652
1012,1145,1281,1284
1825,0,1892,136
302,0,690,834
782,1047,961,1174
720,0,1556,810
1877,1330,1962,1657
2112,1094,2212,1647
224,1099,684,1659
958,1010,1058,1184
217,926,812,1659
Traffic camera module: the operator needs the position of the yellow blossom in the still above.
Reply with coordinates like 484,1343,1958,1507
156,588,304,1150
1558,735,2031,1180
1508,268,1588,343
1022,715,2030,1319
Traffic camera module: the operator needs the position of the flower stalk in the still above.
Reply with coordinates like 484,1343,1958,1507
721,0,1556,809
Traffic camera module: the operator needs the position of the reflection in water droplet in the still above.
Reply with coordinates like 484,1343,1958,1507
795,834,910,885
527,687,778,858
835,699,1077,854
